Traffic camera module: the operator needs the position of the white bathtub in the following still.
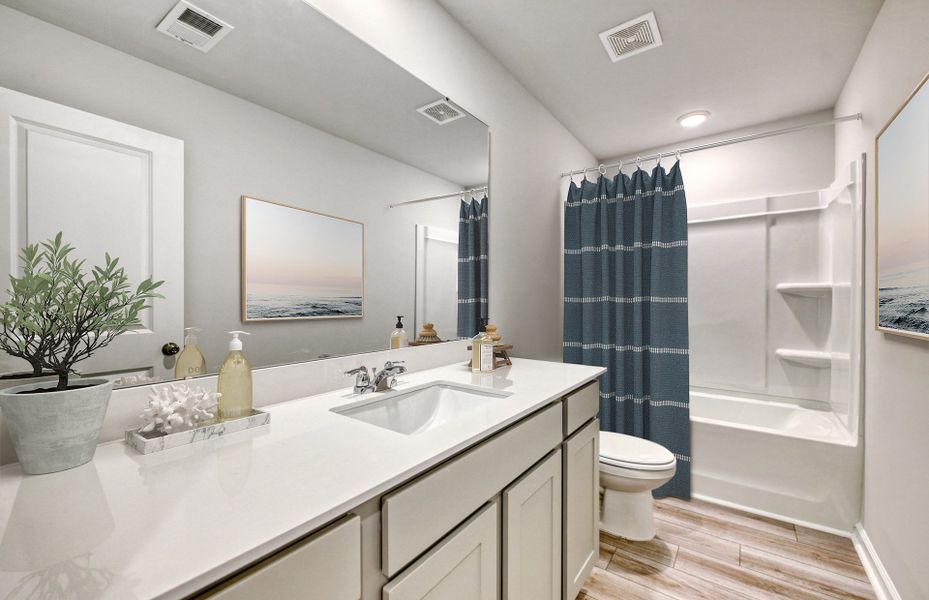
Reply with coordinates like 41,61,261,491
690,390,862,532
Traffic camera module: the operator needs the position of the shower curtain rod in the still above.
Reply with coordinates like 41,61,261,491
389,185,488,208
560,113,862,178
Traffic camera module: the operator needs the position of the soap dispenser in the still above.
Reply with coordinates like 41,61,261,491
471,319,493,373
218,331,252,420
390,316,409,349
174,327,206,379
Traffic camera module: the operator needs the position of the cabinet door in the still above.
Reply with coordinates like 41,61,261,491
383,501,499,600
503,449,562,600
201,515,361,600
563,418,599,600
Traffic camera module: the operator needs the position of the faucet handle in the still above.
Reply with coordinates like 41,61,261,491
384,360,407,374
345,366,369,377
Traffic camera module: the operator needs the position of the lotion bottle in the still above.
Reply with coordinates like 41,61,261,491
390,316,409,349
471,319,493,373
218,331,252,420
174,327,206,379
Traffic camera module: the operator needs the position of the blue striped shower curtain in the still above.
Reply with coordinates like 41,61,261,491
563,163,691,497
457,196,488,337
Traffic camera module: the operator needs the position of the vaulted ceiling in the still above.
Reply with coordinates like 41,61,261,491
437,0,883,159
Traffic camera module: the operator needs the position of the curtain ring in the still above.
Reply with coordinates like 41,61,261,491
676,149,682,161
635,156,642,169
598,163,606,176
656,152,663,166
617,159,624,172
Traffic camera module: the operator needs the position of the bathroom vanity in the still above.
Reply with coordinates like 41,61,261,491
0,359,604,600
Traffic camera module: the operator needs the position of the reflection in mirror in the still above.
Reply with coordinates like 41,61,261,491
0,0,489,388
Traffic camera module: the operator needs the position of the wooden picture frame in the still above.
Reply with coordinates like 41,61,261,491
241,196,364,322
875,70,929,341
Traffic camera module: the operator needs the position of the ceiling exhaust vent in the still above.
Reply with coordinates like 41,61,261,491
417,98,466,125
156,1,233,52
599,11,663,63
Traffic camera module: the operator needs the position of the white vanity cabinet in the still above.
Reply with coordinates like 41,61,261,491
381,402,562,577
503,449,563,600
198,514,361,600
382,501,500,600
192,378,602,600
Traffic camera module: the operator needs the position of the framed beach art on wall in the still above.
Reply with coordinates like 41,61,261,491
875,70,929,341
241,196,364,321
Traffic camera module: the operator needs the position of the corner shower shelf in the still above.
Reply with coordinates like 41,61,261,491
775,349,850,368
775,282,849,298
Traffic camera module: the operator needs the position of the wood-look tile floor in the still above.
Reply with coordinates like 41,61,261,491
578,497,876,600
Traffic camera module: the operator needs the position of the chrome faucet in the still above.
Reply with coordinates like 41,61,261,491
373,360,407,392
345,361,407,394
345,366,373,394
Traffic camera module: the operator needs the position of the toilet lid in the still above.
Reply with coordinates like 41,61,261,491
599,431,676,470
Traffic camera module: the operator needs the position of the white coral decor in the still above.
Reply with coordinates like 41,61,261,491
138,383,220,434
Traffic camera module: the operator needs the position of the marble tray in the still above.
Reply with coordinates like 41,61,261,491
125,409,271,454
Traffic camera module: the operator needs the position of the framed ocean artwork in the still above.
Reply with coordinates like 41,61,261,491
875,71,929,341
241,196,364,321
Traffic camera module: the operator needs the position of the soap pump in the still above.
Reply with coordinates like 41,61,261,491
390,316,409,349
218,331,252,420
471,319,493,373
174,327,206,379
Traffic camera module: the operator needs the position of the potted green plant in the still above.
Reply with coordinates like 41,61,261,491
0,243,65,392
0,233,163,474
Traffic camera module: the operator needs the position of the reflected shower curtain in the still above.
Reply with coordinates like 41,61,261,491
563,163,691,497
457,195,488,337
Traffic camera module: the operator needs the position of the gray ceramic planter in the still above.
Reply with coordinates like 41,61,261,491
0,378,113,475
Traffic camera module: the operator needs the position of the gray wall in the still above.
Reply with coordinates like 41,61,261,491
834,0,929,597
599,109,836,207
0,4,466,372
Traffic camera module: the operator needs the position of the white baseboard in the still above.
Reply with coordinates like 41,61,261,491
852,524,901,600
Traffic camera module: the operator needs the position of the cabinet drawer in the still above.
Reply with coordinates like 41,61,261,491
383,501,499,600
563,380,599,436
200,514,361,600
382,402,562,577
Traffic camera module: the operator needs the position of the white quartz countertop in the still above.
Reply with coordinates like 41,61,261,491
0,358,603,599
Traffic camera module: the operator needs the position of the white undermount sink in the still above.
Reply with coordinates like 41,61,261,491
332,382,511,435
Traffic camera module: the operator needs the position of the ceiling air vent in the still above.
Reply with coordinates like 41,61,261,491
156,1,233,52
417,98,466,125
599,11,663,63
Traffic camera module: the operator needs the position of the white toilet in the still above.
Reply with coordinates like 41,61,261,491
599,431,677,541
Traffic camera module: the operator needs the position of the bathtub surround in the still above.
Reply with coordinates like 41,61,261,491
564,163,691,497
833,0,929,597
690,390,862,532
457,195,489,337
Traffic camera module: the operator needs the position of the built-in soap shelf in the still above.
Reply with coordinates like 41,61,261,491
775,348,850,368
775,282,850,298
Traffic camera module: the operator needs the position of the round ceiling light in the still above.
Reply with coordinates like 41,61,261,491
677,110,710,128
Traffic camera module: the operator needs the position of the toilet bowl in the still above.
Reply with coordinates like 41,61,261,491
599,431,676,541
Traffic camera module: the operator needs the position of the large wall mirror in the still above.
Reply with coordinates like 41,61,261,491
0,0,490,387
